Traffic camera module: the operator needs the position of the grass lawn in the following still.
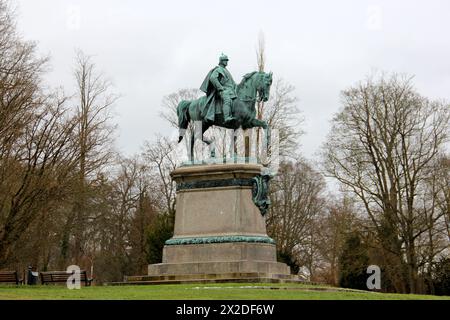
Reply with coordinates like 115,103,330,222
0,283,449,300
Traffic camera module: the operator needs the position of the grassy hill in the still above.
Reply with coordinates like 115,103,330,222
0,283,448,300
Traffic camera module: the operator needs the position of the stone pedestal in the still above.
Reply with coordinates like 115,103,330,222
147,163,292,281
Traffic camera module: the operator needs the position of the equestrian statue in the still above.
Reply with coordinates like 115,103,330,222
177,54,273,161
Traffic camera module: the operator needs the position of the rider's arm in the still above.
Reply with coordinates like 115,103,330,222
210,69,224,92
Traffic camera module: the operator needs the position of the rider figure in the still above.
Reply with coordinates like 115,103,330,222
200,54,237,124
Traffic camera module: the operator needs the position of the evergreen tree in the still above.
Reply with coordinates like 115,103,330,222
433,257,450,296
146,213,174,264
338,234,370,290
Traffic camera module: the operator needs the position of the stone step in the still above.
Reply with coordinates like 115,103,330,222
125,272,299,282
149,260,291,275
108,276,305,286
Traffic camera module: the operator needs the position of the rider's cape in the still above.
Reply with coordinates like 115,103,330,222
199,66,223,122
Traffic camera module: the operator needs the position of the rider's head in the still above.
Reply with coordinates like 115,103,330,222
219,53,229,67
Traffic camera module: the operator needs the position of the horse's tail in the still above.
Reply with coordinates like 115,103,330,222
177,100,191,129
177,100,191,142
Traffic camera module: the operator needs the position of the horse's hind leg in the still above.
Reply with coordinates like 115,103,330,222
177,101,191,143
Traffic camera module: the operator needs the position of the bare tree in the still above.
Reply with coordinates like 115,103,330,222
0,94,81,267
0,1,80,267
0,0,48,160
266,159,326,273
256,31,265,74
254,32,303,157
436,155,450,242
263,78,303,157
312,195,360,284
78,155,156,282
142,136,180,217
416,154,450,292
255,31,266,151
64,50,118,265
322,72,450,293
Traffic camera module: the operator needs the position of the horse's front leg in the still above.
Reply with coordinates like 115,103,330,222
251,119,271,158
189,129,195,162
250,118,268,129
227,129,238,163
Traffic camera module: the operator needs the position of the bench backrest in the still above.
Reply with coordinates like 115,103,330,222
0,271,19,284
40,270,90,285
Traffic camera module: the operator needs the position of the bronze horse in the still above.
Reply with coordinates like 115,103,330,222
177,71,273,161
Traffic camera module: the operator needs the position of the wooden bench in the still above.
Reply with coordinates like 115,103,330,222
0,271,23,285
40,270,93,286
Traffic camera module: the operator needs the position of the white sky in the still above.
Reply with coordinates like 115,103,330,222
15,0,450,160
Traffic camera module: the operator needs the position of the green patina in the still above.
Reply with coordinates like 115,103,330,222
251,173,273,216
178,54,273,133
165,235,275,245
180,157,259,167
176,175,273,216
176,178,254,191
177,54,273,162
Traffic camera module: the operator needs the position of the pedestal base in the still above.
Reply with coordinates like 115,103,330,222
149,242,290,276
144,164,292,283
148,260,290,276
162,242,277,264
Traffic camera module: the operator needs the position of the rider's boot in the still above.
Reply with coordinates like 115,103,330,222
223,103,235,124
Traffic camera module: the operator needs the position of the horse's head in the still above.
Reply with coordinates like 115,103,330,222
257,71,273,102
237,71,273,103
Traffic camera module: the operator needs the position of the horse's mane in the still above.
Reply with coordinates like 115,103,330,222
237,71,258,91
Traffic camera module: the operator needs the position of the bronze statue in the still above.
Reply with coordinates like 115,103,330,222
177,53,273,161
200,54,237,124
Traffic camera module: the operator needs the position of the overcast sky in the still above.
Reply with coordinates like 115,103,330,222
15,0,450,160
